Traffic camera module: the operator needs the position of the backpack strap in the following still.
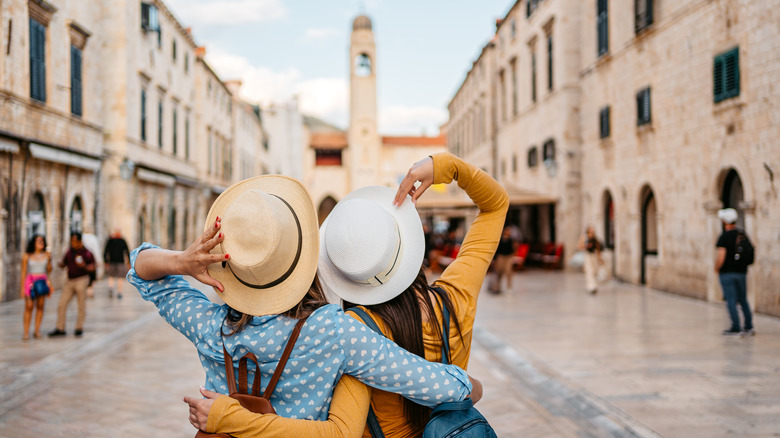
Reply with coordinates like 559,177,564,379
263,317,308,399
346,307,386,438
222,316,308,398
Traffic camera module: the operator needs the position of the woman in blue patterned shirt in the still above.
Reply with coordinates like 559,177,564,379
128,175,476,423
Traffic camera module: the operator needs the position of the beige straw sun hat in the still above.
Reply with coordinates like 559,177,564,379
204,175,319,316
318,186,425,306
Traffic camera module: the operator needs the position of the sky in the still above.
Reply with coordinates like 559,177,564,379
164,0,513,135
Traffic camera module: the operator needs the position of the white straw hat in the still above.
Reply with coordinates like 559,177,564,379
204,175,319,316
318,186,424,306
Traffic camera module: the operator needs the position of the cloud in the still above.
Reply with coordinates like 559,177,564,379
205,49,348,127
166,0,287,26
295,78,349,127
379,106,447,136
301,28,341,43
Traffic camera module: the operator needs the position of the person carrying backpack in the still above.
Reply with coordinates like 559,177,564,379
715,208,755,337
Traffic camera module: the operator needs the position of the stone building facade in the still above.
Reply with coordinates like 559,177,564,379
0,0,271,301
0,0,104,298
448,0,780,316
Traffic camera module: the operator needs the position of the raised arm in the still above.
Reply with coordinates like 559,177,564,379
186,375,371,438
431,153,509,317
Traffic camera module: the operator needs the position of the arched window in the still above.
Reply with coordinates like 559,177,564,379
27,191,46,239
542,138,555,162
354,53,371,77
603,191,614,249
70,196,83,234
318,196,337,226
721,169,744,229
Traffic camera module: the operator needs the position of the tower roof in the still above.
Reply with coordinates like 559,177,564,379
352,15,372,31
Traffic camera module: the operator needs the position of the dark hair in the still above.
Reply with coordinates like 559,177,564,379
222,273,329,336
70,232,83,241
25,234,46,254
345,268,464,431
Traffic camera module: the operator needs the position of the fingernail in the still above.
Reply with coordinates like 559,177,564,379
224,254,229,259
218,233,223,238
216,216,220,222
200,385,206,390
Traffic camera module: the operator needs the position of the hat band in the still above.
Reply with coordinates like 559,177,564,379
225,195,303,290
352,226,402,287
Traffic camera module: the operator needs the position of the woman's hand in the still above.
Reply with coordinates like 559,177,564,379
177,219,229,292
394,156,434,206
183,387,221,431
468,375,483,404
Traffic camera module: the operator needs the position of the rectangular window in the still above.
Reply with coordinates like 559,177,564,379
637,87,651,126
597,0,608,56
70,46,82,116
141,3,160,32
172,39,177,61
172,108,177,155
510,59,518,116
600,106,611,139
207,128,213,174
158,99,163,148
140,89,147,141
714,47,739,103
531,51,537,103
315,149,342,166
185,53,189,73
499,69,506,121
29,18,46,102
547,35,553,91
185,114,190,159
635,0,653,33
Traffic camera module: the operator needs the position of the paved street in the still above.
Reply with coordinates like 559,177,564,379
1,270,779,437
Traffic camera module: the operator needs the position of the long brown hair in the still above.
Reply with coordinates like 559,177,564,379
345,268,464,430
223,273,328,336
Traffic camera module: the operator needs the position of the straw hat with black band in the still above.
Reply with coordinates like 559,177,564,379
318,186,425,306
204,175,319,316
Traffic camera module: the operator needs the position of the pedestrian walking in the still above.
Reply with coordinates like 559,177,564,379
491,226,518,294
82,232,100,298
103,229,130,299
715,208,755,336
20,234,52,340
578,225,603,295
49,232,95,337
184,152,502,437
130,174,479,436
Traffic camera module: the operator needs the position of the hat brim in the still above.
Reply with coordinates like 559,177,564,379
318,186,424,306
205,176,319,316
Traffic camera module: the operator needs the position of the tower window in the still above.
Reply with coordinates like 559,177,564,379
355,53,371,77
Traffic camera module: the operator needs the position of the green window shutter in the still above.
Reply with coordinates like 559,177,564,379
637,87,651,125
597,0,608,56
600,106,610,138
714,47,739,103
70,46,83,116
29,18,47,102
141,89,147,141
158,100,163,148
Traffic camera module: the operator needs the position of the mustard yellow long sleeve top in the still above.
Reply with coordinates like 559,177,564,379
205,153,508,438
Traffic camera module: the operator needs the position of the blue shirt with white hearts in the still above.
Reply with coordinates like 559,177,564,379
128,243,472,420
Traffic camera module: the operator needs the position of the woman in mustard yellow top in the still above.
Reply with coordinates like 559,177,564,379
185,152,507,437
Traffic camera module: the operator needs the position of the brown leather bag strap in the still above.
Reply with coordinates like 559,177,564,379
223,345,238,395
263,317,308,399
238,352,262,396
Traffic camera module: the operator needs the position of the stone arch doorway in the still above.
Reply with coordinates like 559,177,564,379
27,191,46,240
720,169,744,229
318,196,337,226
602,190,615,274
640,186,657,285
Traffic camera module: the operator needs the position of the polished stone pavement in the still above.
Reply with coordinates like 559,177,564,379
0,270,778,437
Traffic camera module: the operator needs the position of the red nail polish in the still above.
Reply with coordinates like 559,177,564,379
224,254,229,259
218,233,223,238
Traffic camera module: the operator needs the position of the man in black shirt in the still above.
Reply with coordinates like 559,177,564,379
103,229,130,299
715,208,754,336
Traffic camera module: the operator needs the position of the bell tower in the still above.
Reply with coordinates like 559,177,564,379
348,15,381,189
